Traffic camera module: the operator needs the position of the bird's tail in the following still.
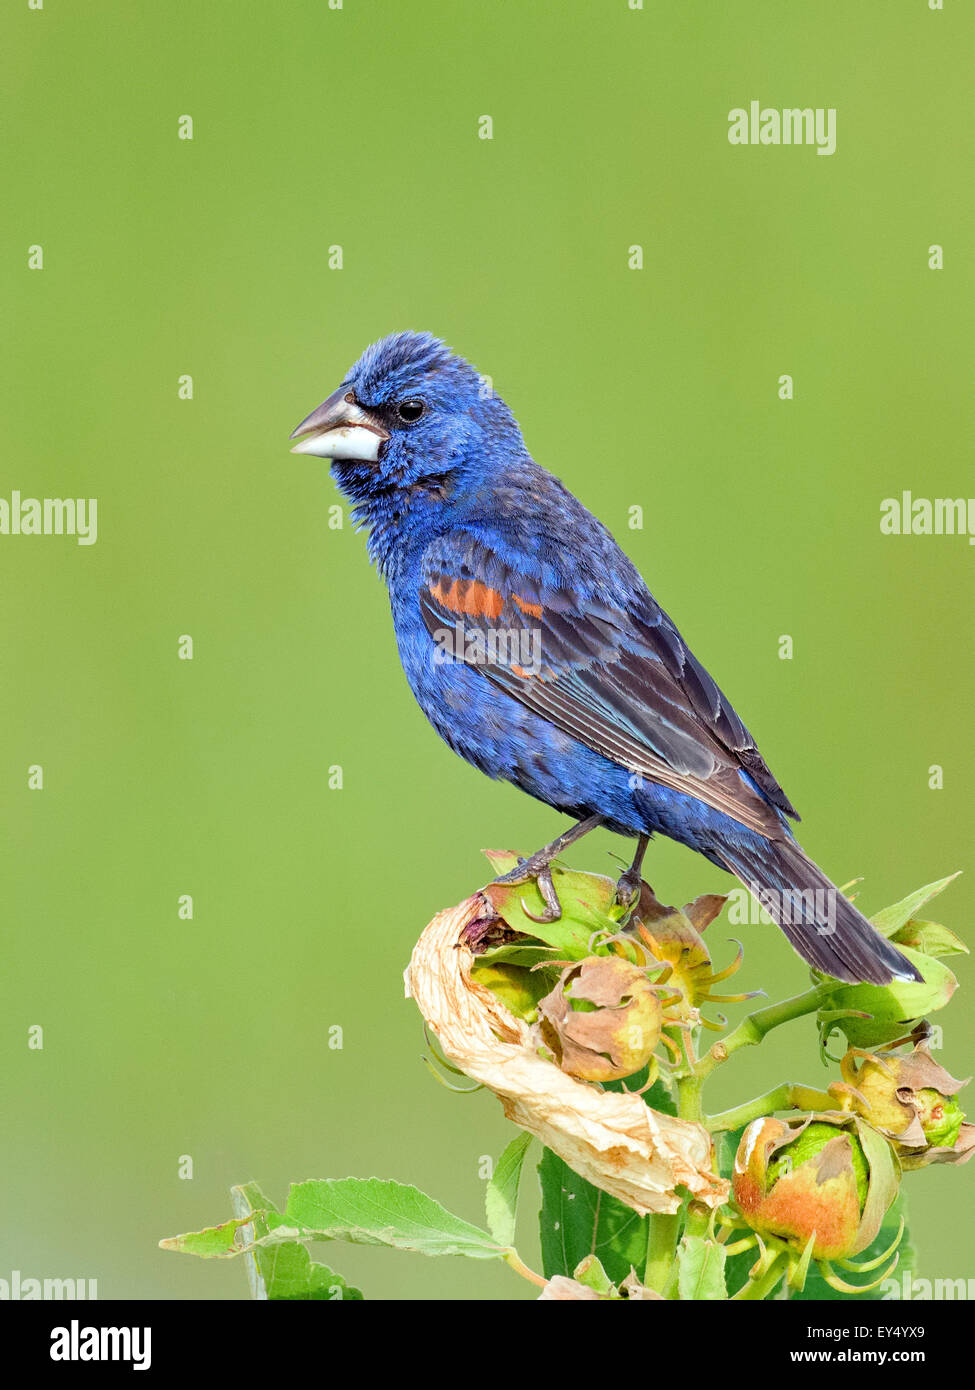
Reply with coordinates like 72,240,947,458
714,835,921,985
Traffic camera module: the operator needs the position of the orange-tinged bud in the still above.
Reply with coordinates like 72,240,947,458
732,1113,899,1261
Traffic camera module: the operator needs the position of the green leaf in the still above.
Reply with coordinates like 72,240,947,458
483,849,521,875
871,873,961,937
250,1242,363,1300
159,1215,253,1258
483,862,622,959
639,1076,678,1117
232,1182,362,1301
281,1178,503,1258
572,1254,614,1295
715,1125,761,1297
889,918,969,958
716,1125,747,1182
161,1177,504,1264
601,1070,677,1116
485,1133,532,1247
538,1149,649,1285
474,942,562,970
469,961,554,1021
676,1234,728,1300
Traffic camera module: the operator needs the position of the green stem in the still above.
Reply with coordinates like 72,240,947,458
676,1070,704,1124
503,1250,546,1288
707,1083,835,1133
634,981,844,1300
731,1253,788,1300
641,1038,707,1295
642,987,834,1298
684,1201,712,1240
695,982,838,1082
643,1212,681,1294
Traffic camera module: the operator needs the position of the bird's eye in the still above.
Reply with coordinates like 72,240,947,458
396,399,425,423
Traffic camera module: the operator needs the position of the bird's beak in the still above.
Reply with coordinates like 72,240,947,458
289,387,391,460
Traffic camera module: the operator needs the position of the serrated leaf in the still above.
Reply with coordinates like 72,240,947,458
871,874,962,938
162,1177,504,1264
282,1178,503,1258
538,1148,649,1284
485,1133,532,1247
676,1234,728,1300
251,1242,363,1300
233,1180,278,1297
232,1182,362,1301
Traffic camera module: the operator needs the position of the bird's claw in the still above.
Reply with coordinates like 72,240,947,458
520,866,563,923
613,869,643,915
493,856,536,887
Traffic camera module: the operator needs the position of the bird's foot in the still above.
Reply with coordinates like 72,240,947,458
613,868,644,915
521,865,562,924
612,834,652,922
493,849,554,887
490,815,604,926
492,852,563,923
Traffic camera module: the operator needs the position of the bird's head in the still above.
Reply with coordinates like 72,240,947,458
289,332,523,523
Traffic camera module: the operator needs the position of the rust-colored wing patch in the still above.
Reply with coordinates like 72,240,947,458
512,595,544,619
429,576,505,620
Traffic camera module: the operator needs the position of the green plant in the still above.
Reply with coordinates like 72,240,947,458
160,861,970,1299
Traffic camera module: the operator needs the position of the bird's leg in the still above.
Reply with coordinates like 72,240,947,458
493,814,604,924
530,866,563,924
614,834,651,914
494,814,605,886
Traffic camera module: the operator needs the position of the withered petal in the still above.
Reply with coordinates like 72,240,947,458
406,895,728,1217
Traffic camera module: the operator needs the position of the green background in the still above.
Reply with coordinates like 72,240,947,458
3,0,972,1300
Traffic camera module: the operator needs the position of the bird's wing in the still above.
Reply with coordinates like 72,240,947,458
418,532,797,839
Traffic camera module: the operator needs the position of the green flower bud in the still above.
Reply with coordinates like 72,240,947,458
842,1044,975,1169
916,1091,964,1149
817,945,956,1049
766,1121,870,1210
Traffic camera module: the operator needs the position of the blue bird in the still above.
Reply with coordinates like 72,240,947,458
291,332,917,985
